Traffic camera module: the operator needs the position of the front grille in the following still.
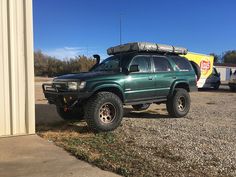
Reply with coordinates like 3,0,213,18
52,82,68,92
45,93,59,104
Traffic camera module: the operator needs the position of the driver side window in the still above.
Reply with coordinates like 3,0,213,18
130,56,151,72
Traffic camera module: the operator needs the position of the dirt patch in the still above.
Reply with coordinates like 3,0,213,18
35,77,53,82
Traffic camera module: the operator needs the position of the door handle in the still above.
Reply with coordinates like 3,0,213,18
172,76,177,79
148,76,153,80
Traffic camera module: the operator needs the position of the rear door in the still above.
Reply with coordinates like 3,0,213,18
124,55,156,102
152,56,176,97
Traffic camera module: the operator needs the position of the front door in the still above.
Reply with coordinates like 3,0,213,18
124,55,156,102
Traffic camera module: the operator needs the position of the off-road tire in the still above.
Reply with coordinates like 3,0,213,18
190,61,201,81
166,88,191,118
56,106,84,121
84,92,123,132
132,103,150,111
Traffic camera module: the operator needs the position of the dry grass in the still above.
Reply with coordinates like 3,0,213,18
37,122,132,176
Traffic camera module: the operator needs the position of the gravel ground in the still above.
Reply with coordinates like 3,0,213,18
36,83,236,177
117,88,236,176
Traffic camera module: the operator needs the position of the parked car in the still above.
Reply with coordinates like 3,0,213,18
201,67,221,90
43,42,198,132
229,71,236,91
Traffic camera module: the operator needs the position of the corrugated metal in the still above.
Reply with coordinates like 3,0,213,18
0,0,35,136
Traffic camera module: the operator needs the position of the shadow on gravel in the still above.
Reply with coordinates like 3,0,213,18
124,111,170,119
124,108,170,119
37,121,93,134
35,104,93,134
36,104,170,133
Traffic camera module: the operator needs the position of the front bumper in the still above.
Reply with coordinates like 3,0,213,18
42,83,91,106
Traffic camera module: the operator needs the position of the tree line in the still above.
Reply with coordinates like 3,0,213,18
34,50,236,77
210,50,236,64
34,50,96,77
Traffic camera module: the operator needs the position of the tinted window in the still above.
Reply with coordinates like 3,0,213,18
153,57,173,72
131,56,151,72
93,57,120,72
171,56,193,71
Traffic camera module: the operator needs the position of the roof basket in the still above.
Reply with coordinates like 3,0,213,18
107,42,188,55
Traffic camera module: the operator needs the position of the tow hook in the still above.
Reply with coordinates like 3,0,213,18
69,100,79,109
63,99,79,112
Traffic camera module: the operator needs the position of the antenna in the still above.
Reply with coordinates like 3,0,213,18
119,13,122,45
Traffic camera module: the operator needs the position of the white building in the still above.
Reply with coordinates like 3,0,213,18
0,0,35,137
215,63,236,81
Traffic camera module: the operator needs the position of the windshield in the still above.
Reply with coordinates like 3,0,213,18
91,53,136,72
91,53,134,72
92,56,120,72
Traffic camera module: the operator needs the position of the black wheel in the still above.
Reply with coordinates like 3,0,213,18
56,106,84,121
132,103,150,111
84,92,123,132
166,88,191,118
190,61,201,81
213,82,220,90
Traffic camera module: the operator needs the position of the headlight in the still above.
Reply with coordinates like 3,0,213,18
67,82,78,90
79,81,86,89
67,81,86,91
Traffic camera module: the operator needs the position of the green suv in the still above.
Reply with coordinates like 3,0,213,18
43,42,198,132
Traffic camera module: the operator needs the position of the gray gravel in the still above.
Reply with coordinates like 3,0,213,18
116,87,236,177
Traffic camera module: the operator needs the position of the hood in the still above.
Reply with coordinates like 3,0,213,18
54,71,118,81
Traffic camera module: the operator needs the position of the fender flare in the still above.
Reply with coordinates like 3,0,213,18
92,84,125,102
169,80,190,96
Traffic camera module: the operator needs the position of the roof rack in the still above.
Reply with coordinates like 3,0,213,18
107,42,188,55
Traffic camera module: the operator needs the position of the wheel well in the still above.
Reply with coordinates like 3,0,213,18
94,87,124,102
175,83,190,92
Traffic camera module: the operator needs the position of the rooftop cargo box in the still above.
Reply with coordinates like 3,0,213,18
107,42,188,55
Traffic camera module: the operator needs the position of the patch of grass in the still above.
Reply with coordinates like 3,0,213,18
37,122,187,177
37,124,131,176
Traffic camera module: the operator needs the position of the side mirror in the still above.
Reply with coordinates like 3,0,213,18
129,65,140,72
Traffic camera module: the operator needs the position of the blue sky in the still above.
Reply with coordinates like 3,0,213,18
33,0,236,59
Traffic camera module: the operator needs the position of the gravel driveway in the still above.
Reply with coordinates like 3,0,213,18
36,83,236,177
117,88,236,176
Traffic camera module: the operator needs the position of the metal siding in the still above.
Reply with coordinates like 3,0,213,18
0,0,35,136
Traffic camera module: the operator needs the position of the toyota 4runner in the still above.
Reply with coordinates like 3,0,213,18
43,42,198,132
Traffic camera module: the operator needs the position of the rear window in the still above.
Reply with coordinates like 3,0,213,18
153,56,173,72
171,56,193,71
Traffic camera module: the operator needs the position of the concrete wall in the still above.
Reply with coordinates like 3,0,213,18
0,0,35,136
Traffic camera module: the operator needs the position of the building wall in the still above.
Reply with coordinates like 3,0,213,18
0,0,35,136
215,66,236,81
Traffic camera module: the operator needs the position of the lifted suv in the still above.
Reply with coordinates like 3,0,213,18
43,42,198,132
